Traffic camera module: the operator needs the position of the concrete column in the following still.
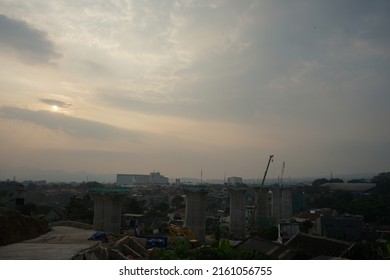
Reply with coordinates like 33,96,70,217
272,188,282,224
90,192,128,234
255,188,269,227
228,187,247,239
90,193,105,231
183,188,208,244
281,188,292,221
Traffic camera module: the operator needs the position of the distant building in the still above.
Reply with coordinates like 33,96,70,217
320,214,364,241
293,209,364,240
116,171,169,186
227,176,243,185
294,208,337,235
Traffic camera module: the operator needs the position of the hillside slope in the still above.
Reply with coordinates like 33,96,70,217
0,207,49,246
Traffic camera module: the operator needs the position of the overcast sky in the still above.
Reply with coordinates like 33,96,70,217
0,0,389,181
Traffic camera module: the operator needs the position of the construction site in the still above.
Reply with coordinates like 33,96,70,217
2,155,377,260
0,155,299,260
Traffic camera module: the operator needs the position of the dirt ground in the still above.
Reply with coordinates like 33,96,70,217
0,226,100,260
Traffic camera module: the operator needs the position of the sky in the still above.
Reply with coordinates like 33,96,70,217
0,0,389,181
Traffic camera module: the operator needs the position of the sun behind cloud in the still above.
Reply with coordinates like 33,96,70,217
51,105,59,112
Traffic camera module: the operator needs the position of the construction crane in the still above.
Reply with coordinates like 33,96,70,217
280,161,285,186
261,155,274,187
248,155,274,235
168,225,199,248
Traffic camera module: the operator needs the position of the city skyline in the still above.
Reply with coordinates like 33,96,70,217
1,1,389,179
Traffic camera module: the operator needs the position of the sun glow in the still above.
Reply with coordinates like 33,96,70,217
51,105,59,111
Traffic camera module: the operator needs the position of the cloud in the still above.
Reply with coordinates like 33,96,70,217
39,98,71,109
0,106,145,141
0,14,61,64
0,1,389,178
97,88,255,125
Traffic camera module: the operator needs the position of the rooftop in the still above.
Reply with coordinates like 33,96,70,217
285,232,353,258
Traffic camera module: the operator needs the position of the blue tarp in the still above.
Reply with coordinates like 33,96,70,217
88,232,108,242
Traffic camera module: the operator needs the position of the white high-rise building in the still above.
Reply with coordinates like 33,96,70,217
227,176,243,185
116,171,169,186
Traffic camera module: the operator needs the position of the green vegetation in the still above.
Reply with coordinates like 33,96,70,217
310,172,390,224
64,194,93,224
255,226,278,241
170,195,185,209
152,238,274,260
312,178,344,186
122,197,145,214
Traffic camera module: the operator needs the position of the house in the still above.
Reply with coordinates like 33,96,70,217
294,208,337,235
234,237,295,259
278,222,300,243
320,214,364,241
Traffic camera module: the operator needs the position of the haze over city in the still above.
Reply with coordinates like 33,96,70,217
1,0,389,181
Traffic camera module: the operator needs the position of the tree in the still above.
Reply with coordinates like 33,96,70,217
152,238,274,260
256,226,278,241
65,194,93,224
373,172,390,196
329,178,344,183
19,203,38,216
312,178,329,187
122,197,144,214
171,195,185,209
152,202,170,214
309,172,390,224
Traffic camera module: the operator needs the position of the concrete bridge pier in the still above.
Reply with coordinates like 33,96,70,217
183,187,208,244
89,190,128,234
228,187,247,239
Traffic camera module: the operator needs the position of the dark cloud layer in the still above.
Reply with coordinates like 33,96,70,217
0,106,144,141
0,14,61,64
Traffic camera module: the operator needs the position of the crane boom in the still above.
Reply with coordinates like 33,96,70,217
280,161,285,186
261,155,274,187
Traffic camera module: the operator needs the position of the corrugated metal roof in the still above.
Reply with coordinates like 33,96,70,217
285,232,353,258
